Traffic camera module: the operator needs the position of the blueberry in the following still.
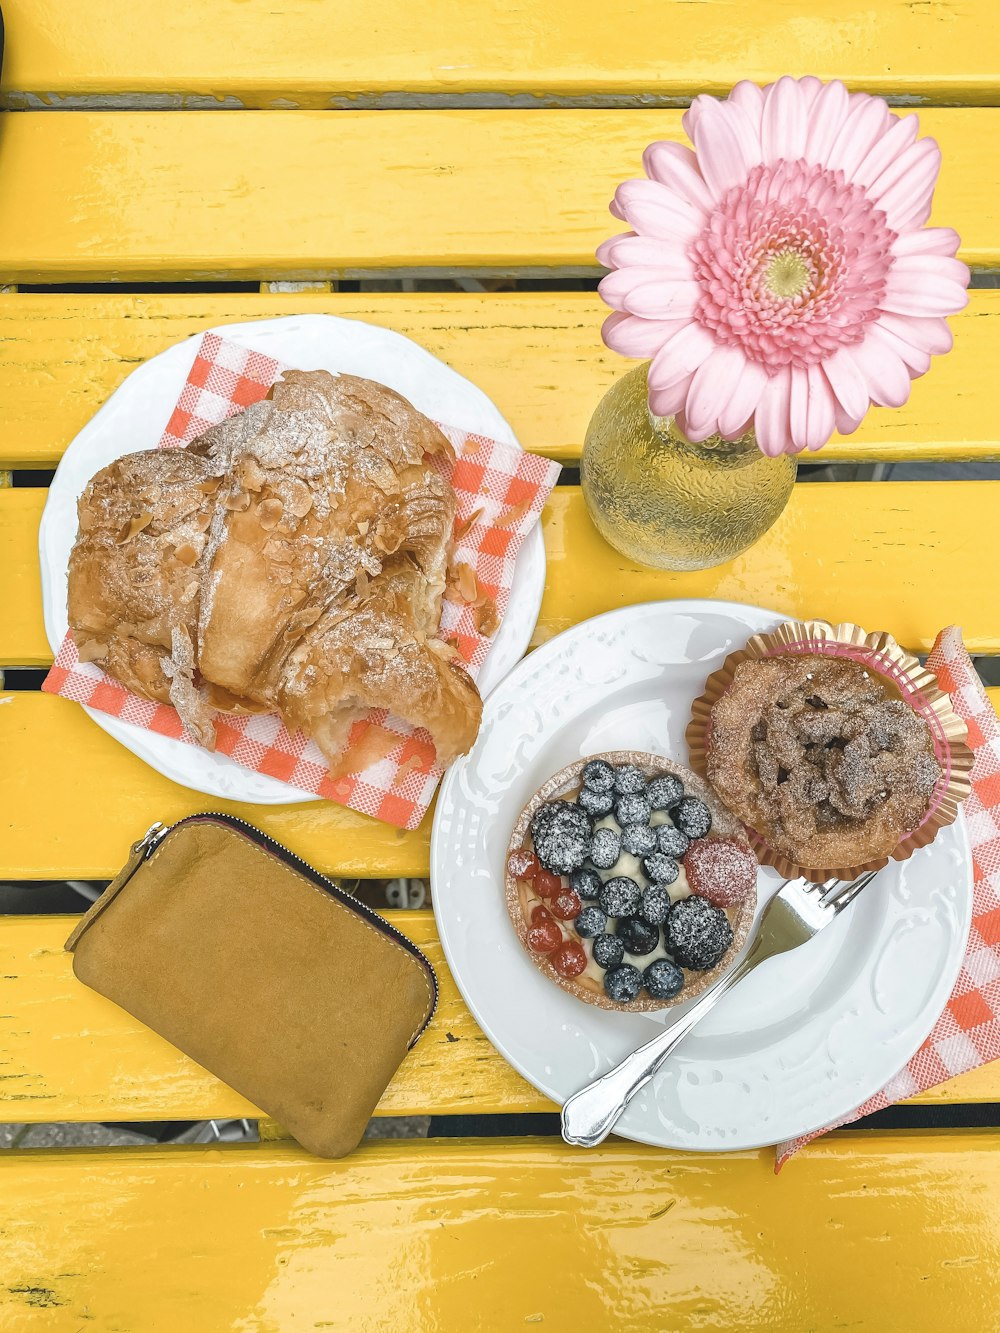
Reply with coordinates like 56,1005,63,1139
615,793,651,826
641,852,679,886
647,774,684,810
644,958,685,1000
570,867,603,900
656,825,690,858
603,963,643,1003
589,826,621,870
613,764,646,795
621,823,657,858
667,895,733,970
673,796,712,839
578,785,614,818
581,758,615,793
616,915,660,957
592,933,625,970
574,904,608,939
531,801,593,875
598,875,641,917
638,884,671,927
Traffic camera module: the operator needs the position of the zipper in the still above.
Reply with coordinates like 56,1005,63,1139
138,813,438,1042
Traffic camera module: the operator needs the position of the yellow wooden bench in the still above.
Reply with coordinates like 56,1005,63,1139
3,3,1000,1327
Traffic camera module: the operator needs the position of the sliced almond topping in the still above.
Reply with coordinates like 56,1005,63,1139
428,638,457,661
327,726,400,779
286,484,313,518
357,519,370,536
473,595,500,637
76,638,109,663
174,542,198,566
496,497,532,528
454,507,485,541
116,512,153,543
456,562,478,602
195,511,213,533
198,476,222,495
258,498,284,531
224,490,251,512
180,579,200,604
240,457,267,492
355,569,370,600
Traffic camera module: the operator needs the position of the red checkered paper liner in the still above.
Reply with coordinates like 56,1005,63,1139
776,625,1000,1167
43,332,560,829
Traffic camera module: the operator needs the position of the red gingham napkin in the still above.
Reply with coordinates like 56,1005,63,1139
776,625,1000,1166
43,332,560,829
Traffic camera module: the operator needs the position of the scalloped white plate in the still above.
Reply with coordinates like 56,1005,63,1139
38,314,546,804
431,599,973,1151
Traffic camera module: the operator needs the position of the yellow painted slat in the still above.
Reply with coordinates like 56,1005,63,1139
3,0,1000,106
2,1135,1000,1332
0,290,998,469
5,481,999,673
0,110,997,280
1,911,996,1127
0,693,430,880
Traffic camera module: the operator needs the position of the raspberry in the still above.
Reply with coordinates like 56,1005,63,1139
684,837,757,908
553,940,587,977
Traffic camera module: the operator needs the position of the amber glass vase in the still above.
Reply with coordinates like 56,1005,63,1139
581,363,797,572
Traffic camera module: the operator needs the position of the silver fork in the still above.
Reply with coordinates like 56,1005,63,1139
560,870,879,1148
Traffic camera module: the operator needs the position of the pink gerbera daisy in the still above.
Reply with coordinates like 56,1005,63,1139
598,77,970,456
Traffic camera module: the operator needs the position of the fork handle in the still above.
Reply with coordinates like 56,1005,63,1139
561,946,762,1148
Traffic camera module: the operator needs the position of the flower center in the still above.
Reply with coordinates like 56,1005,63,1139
764,248,812,299
689,160,897,371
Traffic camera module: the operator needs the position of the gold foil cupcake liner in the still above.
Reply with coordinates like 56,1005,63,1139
685,621,973,882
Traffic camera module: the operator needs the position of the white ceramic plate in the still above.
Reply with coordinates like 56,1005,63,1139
431,599,973,1151
38,314,547,804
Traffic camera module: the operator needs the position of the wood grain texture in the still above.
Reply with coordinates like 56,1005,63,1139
4,482,998,672
0,110,996,280
0,291,996,469
2,1135,1000,1331
2,0,999,106
0,912,996,1128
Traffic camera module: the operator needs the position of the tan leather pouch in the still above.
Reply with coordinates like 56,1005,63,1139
65,815,437,1158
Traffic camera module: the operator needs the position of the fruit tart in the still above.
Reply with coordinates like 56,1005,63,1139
505,752,758,1012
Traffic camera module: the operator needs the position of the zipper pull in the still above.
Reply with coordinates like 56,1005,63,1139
133,822,168,860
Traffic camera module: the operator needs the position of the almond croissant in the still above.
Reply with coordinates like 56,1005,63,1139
68,370,483,769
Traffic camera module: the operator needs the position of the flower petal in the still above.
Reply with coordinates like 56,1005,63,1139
684,345,748,437
613,179,704,241
691,94,761,196
753,367,793,456
833,402,863,436
804,363,837,452
648,322,717,390
852,111,920,191
891,227,962,260
870,318,932,377
642,140,714,212
825,95,891,181
601,312,691,358
597,233,696,276
787,364,813,452
822,346,869,422
882,261,969,317
727,80,766,136
649,373,695,420
803,79,850,167
717,357,769,439
876,312,953,357
871,137,941,232
847,328,911,408
761,76,807,164
622,278,702,320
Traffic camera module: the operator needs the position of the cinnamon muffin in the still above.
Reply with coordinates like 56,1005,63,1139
707,655,941,870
